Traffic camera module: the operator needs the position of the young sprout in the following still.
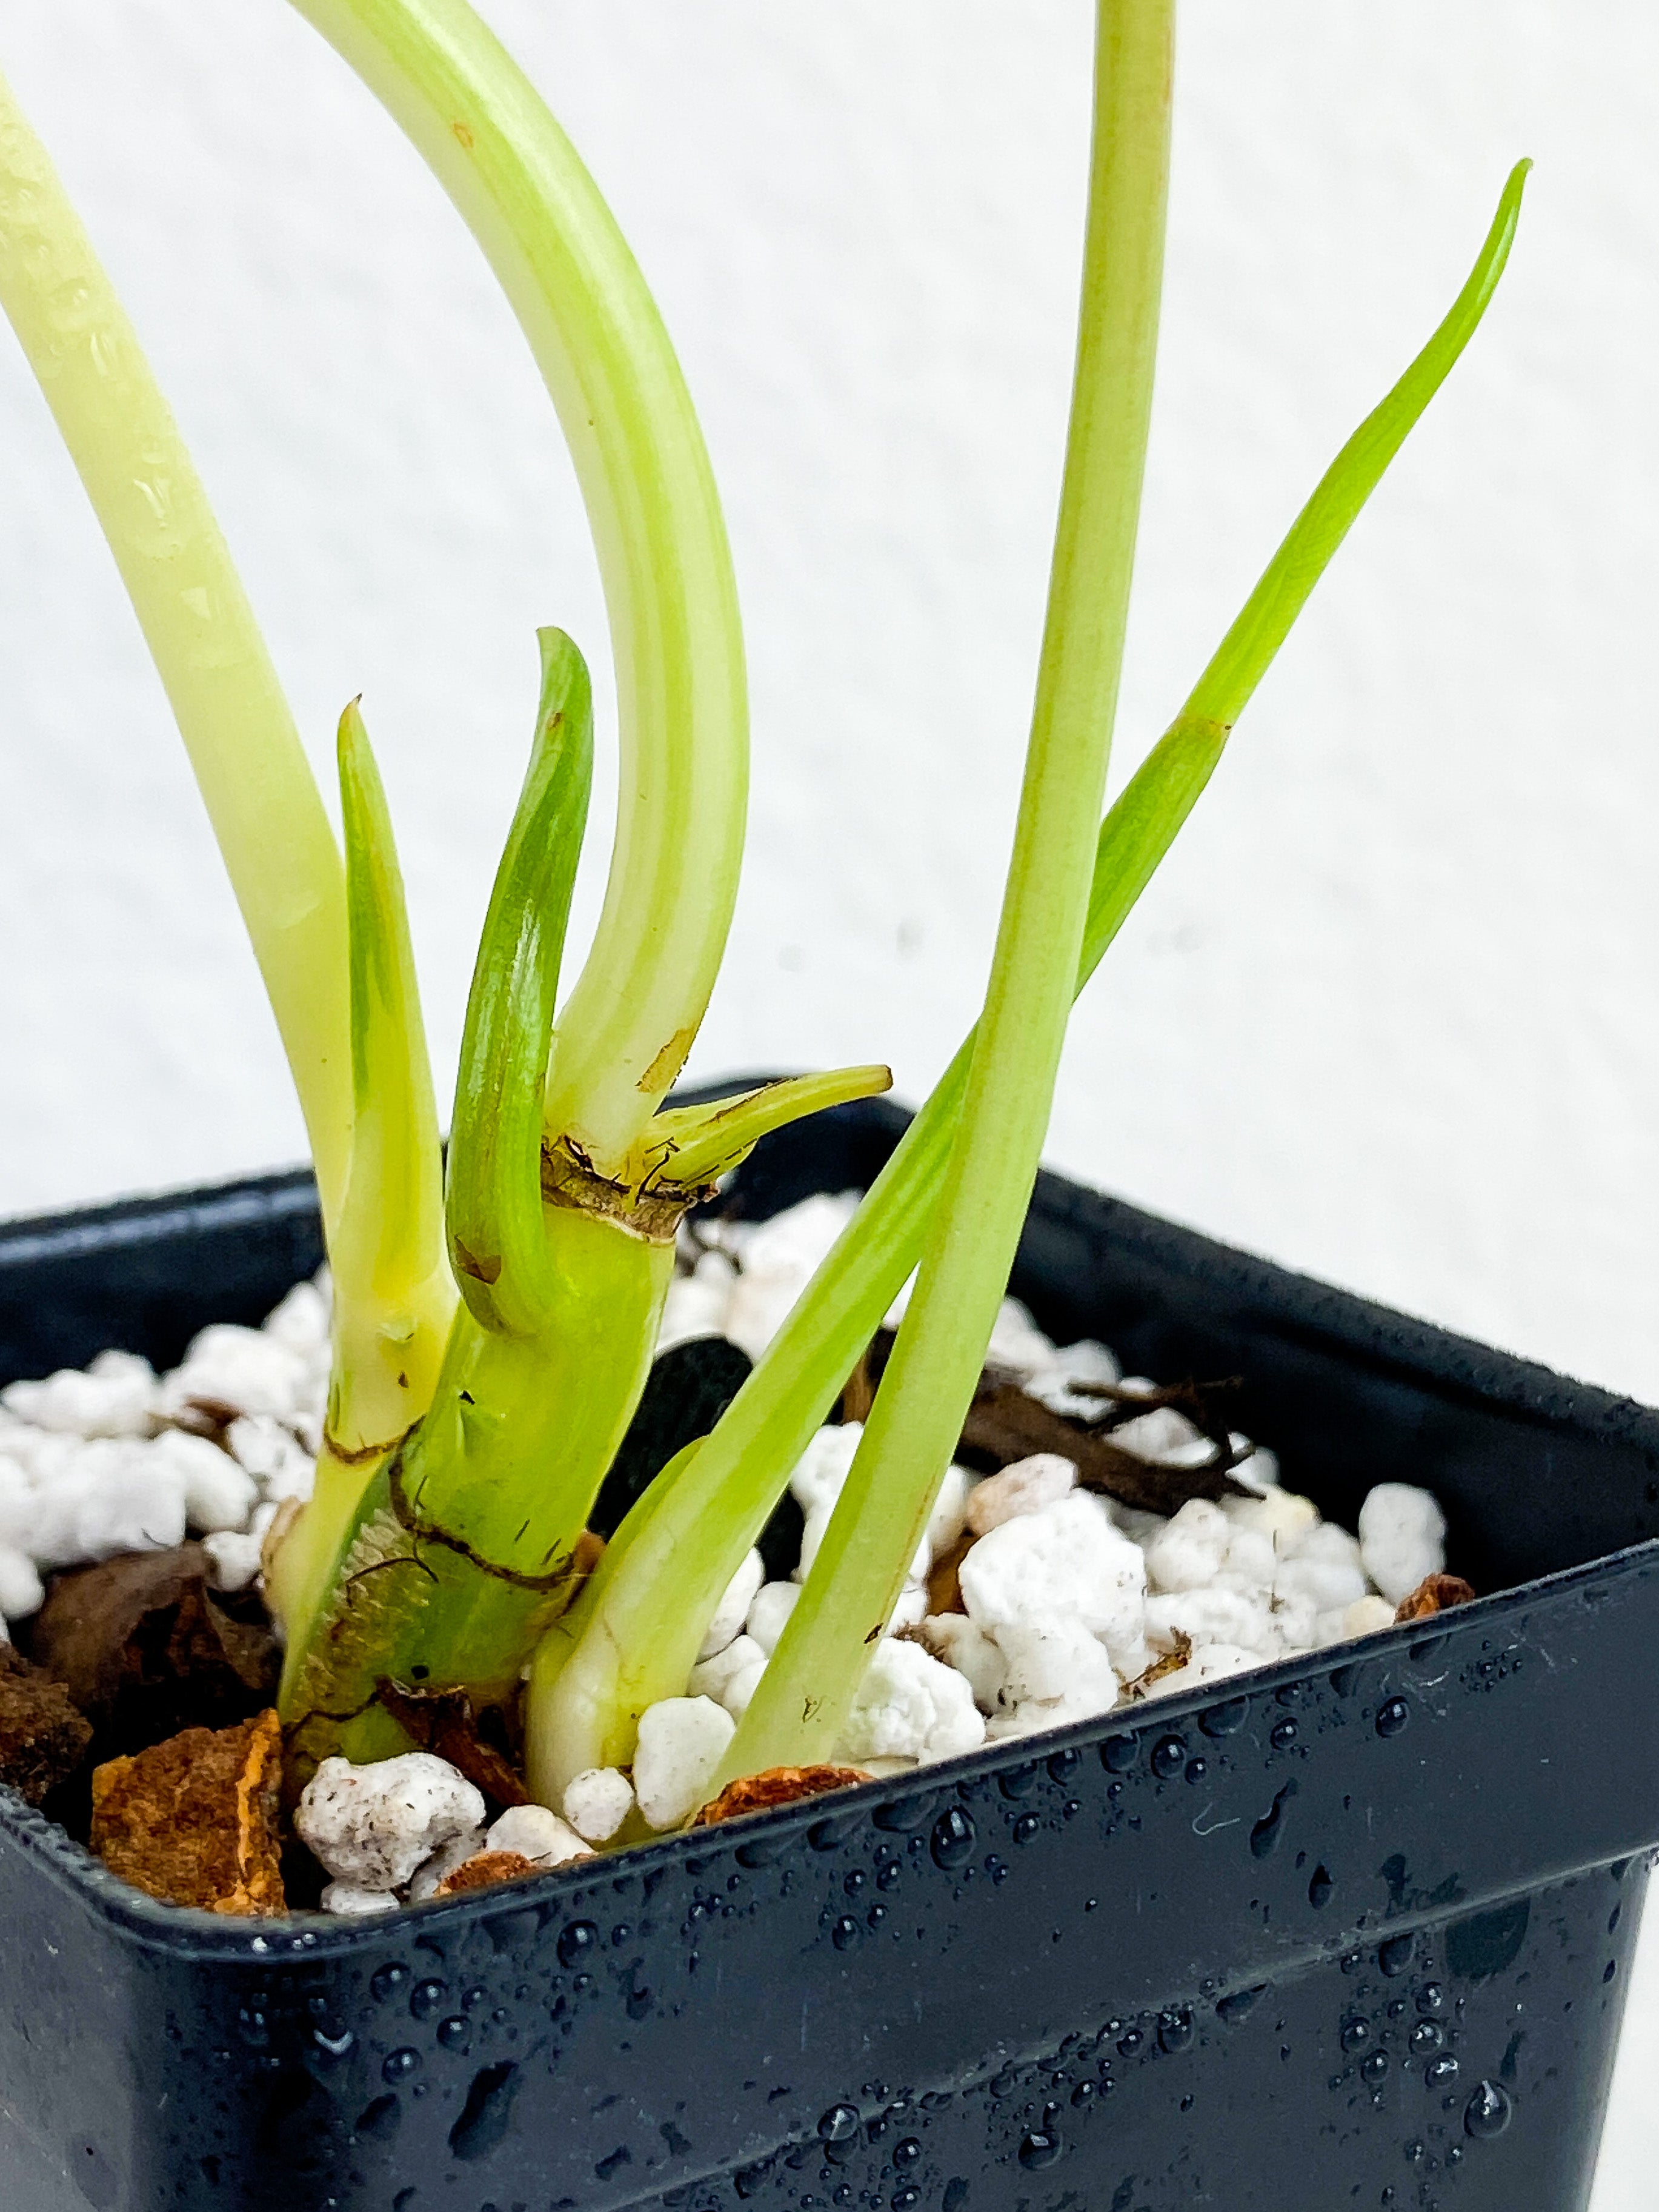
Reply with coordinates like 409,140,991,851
525,152,1531,1804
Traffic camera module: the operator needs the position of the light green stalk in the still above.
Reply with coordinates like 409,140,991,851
531,0,1177,1790
525,158,1531,1806
0,61,350,1225
286,0,748,1179
722,148,1534,1785
265,699,459,1648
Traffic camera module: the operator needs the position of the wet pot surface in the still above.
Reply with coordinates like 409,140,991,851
0,1092,1655,2212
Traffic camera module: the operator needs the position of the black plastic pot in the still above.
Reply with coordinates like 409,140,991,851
1,1095,1656,2212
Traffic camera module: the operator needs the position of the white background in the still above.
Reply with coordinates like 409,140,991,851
0,5,1654,2197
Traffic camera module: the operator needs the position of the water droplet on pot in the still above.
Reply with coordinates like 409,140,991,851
1157,2009,1194,2054
1217,1986,1266,2026
1361,2053,1390,2086
1018,2127,1062,2170
1411,2021,1444,2054
1102,1734,1139,1773
1201,1697,1249,1739
1426,2056,1460,2088
1250,1781,1297,1859
371,1963,410,2005
818,2105,859,2144
1047,1749,1081,1784
1117,2028,1145,2059
1308,1865,1334,1909
310,2024,356,2066
1185,1757,1208,1784
410,1979,447,2022
891,2191,920,2211
1465,2081,1512,2140
832,1917,859,1951
437,2017,470,2051
1417,1982,1446,2016
383,2049,421,2085
893,2137,920,2167
1071,2080,1095,2108
557,1921,598,1969
1151,1734,1186,1780
930,1807,975,1870
1012,1814,1040,1847
1377,1698,1411,1739
1340,2019,1371,2054
1378,1934,1415,1977
1271,1719,1298,1751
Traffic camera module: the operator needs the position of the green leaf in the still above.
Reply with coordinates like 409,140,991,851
333,698,446,1319
447,629,594,1336
643,1067,893,1190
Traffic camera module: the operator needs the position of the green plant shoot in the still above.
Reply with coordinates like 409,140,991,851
0,62,351,1230
525,158,1530,1805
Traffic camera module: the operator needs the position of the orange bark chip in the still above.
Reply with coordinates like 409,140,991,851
90,1708,285,1916
693,1765,872,1828
1395,1574,1477,1624
433,1850,540,1898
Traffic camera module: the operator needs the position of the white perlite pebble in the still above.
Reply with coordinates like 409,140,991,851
987,1613,1119,1739
485,1804,593,1867
1275,1521,1369,1614
959,1493,1146,1661
321,1882,400,1917
1110,1401,1208,1466
27,1447,190,1568
1358,1484,1447,1605
225,1416,315,1502
965,1453,1075,1537
562,1767,636,1844
262,1280,330,1358
1143,1499,1231,1594
698,1551,766,1662
926,1465,972,1558
688,1633,766,1704
634,1697,736,1830
1142,1641,1260,1699
717,1649,768,1718
2,1360,156,1438
0,1544,43,1621
1225,1487,1320,1551
1344,1594,1400,1640
659,1251,738,1354
1146,1587,1276,1656
296,1754,487,1891
161,1324,310,1422
202,1530,264,1594
153,1431,259,1534
789,1423,864,1516
917,1615,1007,1713
1022,1339,1121,1422
405,1827,488,1903
720,1194,861,1359
745,1580,800,1655
837,1637,985,1767
1214,1524,1276,1601
994,1617,1117,1709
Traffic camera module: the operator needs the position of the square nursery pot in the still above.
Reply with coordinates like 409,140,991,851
1,1090,1657,2212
